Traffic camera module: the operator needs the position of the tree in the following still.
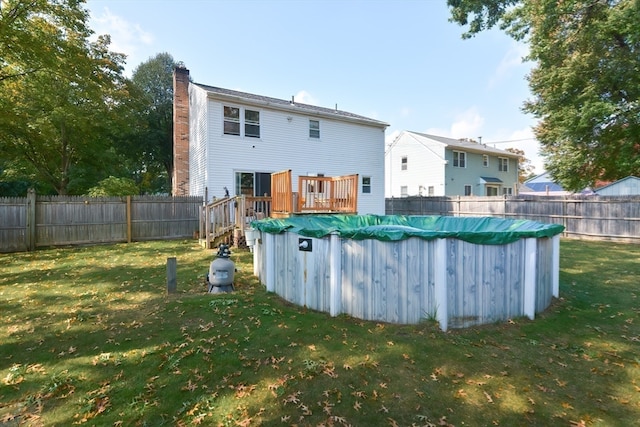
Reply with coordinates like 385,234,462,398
448,0,640,191
505,147,535,183
115,53,176,194
0,0,129,195
87,176,139,196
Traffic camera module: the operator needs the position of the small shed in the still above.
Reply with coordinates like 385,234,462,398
595,176,640,196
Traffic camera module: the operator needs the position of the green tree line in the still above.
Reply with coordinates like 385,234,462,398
0,0,174,196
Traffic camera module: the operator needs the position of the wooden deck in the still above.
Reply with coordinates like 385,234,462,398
202,170,358,247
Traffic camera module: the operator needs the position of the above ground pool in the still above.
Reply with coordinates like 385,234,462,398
249,215,565,330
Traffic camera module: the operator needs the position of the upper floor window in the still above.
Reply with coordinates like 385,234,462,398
453,151,466,168
401,156,407,170
362,176,371,194
482,154,489,167
223,106,260,138
309,120,320,138
499,157,509,172
245,110,260,138
223,106,240,135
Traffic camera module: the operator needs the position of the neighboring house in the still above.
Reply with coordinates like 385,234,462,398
172,67,389,214
595,176,640,196
385,131,520,197
521,172,571,196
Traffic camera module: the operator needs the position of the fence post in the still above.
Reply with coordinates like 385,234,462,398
26,188,36,251
167,257,177,293
126,195,132,243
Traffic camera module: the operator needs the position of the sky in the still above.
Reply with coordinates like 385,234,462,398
86,0,545,173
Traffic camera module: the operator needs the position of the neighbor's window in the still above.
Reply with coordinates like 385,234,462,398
223,106,240,135
464,185,472,196
453,151,466,168
309,120,320,138
400,186,408,197
502,187,513,195
482,154,489,167
362,176,371,194
499,157,509,172
428,186,435,196
401,156,407,170
244,109,260,138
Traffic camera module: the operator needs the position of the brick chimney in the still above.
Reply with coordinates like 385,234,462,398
172,66,190,196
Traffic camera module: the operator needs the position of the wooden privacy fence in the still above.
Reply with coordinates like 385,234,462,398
386,195,640,242
0,190,202,253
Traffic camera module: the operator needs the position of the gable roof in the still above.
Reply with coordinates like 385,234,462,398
595,176,640,192
193,82,389,128
400,131,520,158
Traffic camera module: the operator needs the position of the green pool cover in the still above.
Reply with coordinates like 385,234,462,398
251,215,565,245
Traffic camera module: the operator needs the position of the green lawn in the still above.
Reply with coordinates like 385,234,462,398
1,239,638,426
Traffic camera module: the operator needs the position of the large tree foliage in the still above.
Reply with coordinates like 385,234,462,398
0,0,129,195
448,0,640,191
115,53,176,194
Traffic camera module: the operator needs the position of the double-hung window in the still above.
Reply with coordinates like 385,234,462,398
224,106,260,138
362,176,371,194
309,120,320,138
401,156,407,170
482,154,489,167
223,106,240,136
499,157,509,172
453,151,466,168
244,110,260,138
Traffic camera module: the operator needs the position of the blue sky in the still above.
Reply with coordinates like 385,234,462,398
87,0,544,172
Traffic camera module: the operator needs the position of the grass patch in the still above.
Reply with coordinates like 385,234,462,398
1,239,639,426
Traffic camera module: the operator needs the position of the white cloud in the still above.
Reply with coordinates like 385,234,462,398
89,7,154,74
293,90,318,106
488,41,529,89
424,107,485,140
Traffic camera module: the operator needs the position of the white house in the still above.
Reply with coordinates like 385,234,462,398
172,67,389,215
385,131,520,197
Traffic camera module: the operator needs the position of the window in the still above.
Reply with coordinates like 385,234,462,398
486,186,499,196
223,106,240,135
244,110,260,138
499,157,509,172
401,156,407,170
400,186,408,197
362,176,371,194
502,187,513,195
464,185,472,196
482,155,489,167
428,186,435,196
309,120,320,138
453,151,466,168
224,106,260,138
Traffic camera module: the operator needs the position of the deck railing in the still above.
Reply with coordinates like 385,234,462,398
203,195,272,247
271,169,293,215
298,174,358,213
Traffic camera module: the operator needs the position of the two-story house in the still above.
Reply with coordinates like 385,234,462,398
172,66,389,215
385,131,520,197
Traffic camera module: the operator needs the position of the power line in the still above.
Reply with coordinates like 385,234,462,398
483,138,537,145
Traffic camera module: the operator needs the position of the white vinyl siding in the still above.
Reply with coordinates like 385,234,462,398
195,86,385,214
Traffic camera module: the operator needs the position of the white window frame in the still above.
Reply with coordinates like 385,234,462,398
482,154,489,167
309,120,320,138
362,176,371,194
499,157,509,172
401,156,407,171
464,185,472,196
453,151,466,168
223,105,260,138
502,187,513,195
400,186,408,197
428,186,435,196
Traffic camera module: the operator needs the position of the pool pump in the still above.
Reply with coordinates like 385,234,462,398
206,244,235,293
